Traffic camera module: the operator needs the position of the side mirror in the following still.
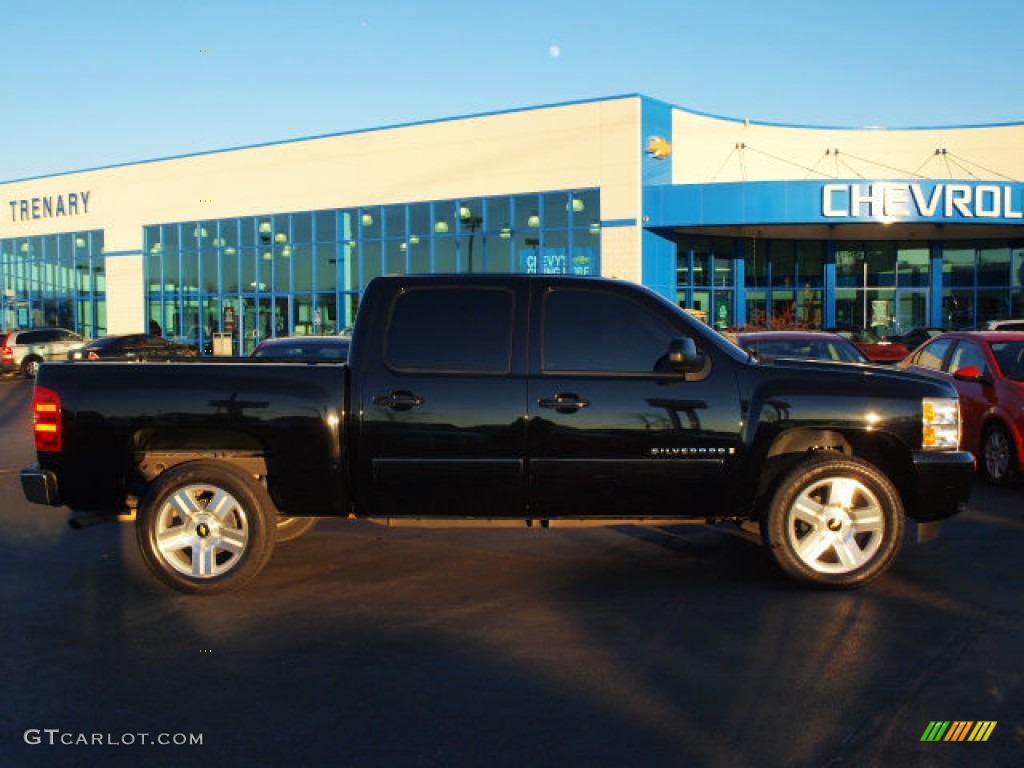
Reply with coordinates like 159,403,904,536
667,337,704,373
953,365,985,383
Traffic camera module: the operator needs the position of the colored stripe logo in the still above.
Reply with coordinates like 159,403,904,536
921,721,997,742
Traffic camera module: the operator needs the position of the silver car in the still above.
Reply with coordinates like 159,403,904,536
1,327,88,377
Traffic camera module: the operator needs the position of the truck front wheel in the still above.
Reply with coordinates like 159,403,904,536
762,456,904,589
137,461,276,594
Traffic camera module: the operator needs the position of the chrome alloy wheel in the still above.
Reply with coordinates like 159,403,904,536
983,428,1011,483
154,484,250,579
785,475,885,575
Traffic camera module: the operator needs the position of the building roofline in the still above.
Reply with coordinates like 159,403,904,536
4,92,1022,185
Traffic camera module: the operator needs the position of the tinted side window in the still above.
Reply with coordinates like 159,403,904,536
915,337,953,370
542,288,677,373
947,340,986,375
385,287,514,373
19,331,45,344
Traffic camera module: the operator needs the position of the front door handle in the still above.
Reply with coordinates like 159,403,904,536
538,393,591,414
374,390,425,411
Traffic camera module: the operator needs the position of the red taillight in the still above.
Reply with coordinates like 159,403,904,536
87,351,99,360
32,385,62,452
1,344,11,364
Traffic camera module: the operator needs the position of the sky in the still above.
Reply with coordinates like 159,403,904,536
3,0,1023,181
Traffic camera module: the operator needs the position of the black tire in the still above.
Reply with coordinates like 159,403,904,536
761,456,904,589
136,461,277,594
980,424,1017,486
275,516,318,543
21,356,42,378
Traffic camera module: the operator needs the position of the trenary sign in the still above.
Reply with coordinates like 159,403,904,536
8,191,92,223
822,181,1023,221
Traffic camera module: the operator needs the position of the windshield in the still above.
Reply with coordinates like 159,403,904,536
989,340,1024,381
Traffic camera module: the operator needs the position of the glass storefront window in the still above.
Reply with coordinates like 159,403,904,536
978,243,1010,287
435,236,457,273
771,241,795,289
977,288,1009,322
796,241,823,289
691,241,711,287
408,204,430,241
359,208,381,238
182,250,199,294
713,254,733,288
384,205,405,239
292,244,313,293
543,192,569,229
314,211,336,242
745,239,768,288
943,247,975,287
865,244,896,288
433,201,456,237
292,213,313,244
835,244,861,287
133,190,598,351
273,246,290,294
943,288,974,328
361,241,382,285
514,194,540,231
384,239,406,275
484,234,512,273
314,243,336,291
408,237,431,273
570,227,599,276
485,198,511,236
897,244,929,288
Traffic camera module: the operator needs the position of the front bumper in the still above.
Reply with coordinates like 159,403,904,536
909,450,974,522
20,465,62,506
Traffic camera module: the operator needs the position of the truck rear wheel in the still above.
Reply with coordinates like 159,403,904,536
137,461,276,594
762,456,904,589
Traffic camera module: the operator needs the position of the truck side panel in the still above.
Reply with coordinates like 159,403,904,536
33,362,349,516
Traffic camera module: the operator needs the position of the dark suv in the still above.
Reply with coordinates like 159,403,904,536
1,328,88,378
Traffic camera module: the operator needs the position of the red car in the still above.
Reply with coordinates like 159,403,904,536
898,331,1024,485
827,328,910,364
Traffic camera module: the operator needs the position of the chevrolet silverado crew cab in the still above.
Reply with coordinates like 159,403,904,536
21,275,974,594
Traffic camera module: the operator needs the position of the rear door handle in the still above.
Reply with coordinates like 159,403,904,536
538,393,590,414
373,390,425,411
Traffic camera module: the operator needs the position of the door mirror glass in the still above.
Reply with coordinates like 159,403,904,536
668,337,704,372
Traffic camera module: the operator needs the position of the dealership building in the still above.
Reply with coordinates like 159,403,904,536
2,94,1023,353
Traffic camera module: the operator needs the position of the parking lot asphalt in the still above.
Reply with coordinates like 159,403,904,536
1,373,1022,767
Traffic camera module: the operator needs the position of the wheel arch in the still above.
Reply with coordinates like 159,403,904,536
754,427,914,519
981,412,1024,462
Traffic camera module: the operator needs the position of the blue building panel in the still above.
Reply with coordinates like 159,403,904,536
645,180,1024,228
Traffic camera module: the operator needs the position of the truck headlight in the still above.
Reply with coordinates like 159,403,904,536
922,397,960,450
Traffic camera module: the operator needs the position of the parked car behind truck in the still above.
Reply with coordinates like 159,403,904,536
21,275,974,594
899,331,1024,485
68,333,199,361
2,327,87,377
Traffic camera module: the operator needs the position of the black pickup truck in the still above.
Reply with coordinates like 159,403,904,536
21,274,974,593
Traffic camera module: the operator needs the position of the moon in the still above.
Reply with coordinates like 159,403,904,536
549,45,561,58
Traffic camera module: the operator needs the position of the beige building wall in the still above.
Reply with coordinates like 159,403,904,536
2,98,646,303
671,108,1024,184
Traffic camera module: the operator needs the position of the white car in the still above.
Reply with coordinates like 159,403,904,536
985,319,1024,331
1,327,88,377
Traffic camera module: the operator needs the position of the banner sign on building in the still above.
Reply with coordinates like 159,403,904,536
644,180,1024,228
